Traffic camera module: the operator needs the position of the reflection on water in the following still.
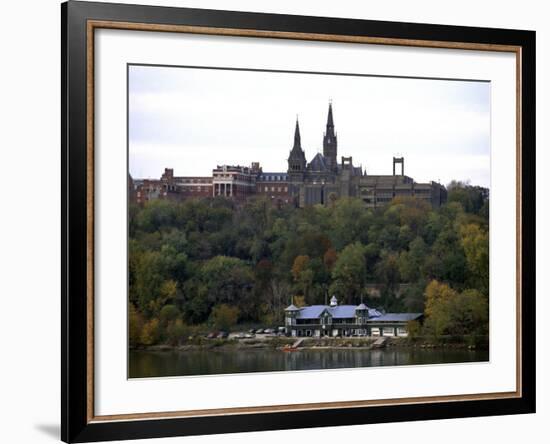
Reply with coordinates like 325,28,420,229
129,348,489,378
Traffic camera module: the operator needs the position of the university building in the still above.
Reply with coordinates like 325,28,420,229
130,102,446,208
256,172,291,204
285,295,422,338
132,168,212,205
287,103,447,208
212,163,261,200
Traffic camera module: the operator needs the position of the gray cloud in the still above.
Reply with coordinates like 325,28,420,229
129,65,490,187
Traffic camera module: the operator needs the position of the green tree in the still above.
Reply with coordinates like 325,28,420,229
293,295,306,308
201,256,254,306
159,304,180,323
323,248,338,271
128,182,490,342
449,289,489,335
330,198,371,249
394,196,431,234
406,320,422,339
210,304,240,331
291,255,310,281
129,304,144,347
401,280,427,313
375,251,400,291
460,223,489,295
423,280,457,337
291,255,317,301
133,250,164,314
398,236,427,282
135,199,178,232
427,227,467,285
447,181,488,215
447,181,475,213
166,319,188,346
140,318,160,345
423,280,488,338
330,242,367,303
182,278,210,324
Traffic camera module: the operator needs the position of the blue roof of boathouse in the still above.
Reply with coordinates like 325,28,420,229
295,305,384,320
371,313,423,322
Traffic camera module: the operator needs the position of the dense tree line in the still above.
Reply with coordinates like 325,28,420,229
129,182,489,346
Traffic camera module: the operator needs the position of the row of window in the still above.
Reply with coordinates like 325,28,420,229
180,187,209,193
371,327,408,337
361,188,432,195
292,318,373,325
214,184,254,189
179,179,211,184
291,327,408,337
260,175,288,181
214,174,254,180
260,186,288,193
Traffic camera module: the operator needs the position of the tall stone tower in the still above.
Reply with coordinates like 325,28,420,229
287,118,307,206
323,102,338,172
287,118,306,177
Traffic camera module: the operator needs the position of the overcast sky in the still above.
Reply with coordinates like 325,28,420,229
129,65,490,188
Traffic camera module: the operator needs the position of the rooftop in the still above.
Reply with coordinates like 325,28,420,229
372,313,423,322
292,304,385,320
308,153,328,172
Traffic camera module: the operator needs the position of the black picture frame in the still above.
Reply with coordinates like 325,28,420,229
61,1,536,442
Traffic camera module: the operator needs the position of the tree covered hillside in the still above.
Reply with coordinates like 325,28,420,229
128,182,489,346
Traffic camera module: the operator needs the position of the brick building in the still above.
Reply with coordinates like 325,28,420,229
131,102,446,208
134,178,164,205
256,172,291,204
161,168,212,199
212,163,261,200
132,168,212,205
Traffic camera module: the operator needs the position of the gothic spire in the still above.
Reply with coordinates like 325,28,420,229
288,116,306,175
293,116,302,151
323,101,337,171
327,101,334,129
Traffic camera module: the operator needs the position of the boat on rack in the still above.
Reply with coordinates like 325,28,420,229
282,338,304,352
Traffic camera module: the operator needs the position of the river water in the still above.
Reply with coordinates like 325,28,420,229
129,348,489,378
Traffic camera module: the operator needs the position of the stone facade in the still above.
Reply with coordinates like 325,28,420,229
287,103,447,208
131,102,447,208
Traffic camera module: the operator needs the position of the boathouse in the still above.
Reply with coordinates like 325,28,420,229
284,295,422,338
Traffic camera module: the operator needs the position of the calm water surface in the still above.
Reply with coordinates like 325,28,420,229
129,348,489,378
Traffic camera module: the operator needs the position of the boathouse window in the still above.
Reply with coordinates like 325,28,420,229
397,327,408,336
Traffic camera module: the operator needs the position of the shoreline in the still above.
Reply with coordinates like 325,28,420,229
132,335,489,353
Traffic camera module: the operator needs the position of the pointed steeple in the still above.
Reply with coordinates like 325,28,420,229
323,101,338,172
293,117,302,151
288,116,306,175
327,101,334,130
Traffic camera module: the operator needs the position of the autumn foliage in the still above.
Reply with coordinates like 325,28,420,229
128,182,489,346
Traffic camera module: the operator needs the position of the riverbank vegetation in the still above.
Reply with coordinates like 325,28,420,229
129,182,489,347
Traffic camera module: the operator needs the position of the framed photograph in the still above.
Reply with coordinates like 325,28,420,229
61,1,535,442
